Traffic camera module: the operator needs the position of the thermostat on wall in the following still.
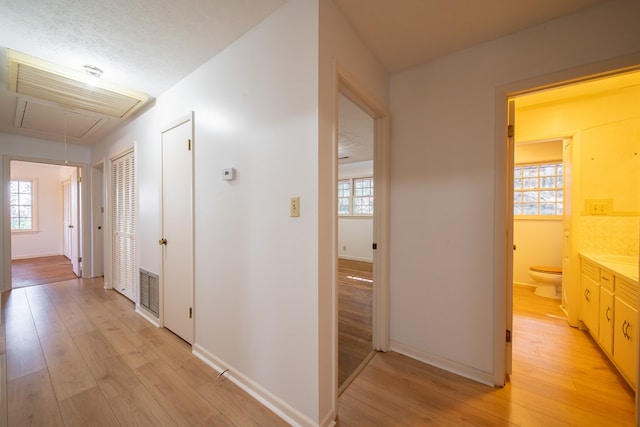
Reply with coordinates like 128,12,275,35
222,168,236,181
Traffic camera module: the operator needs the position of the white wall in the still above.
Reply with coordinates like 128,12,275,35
10,161,74,259
319,0,390,423
389,0,640,384
93,1,323,425
513,219,563,285
338,160,373,262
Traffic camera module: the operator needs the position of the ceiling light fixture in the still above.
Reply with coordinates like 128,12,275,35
83,64,103,78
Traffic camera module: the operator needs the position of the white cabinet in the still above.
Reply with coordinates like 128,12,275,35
613,277,638,388
598,286,614,355
580,259,600,334
580,255,638,390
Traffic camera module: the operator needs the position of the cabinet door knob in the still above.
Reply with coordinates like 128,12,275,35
605,307,612,322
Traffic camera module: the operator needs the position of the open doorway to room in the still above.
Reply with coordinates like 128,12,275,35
337,92,376,393
9,160,79,288
506,69,640,422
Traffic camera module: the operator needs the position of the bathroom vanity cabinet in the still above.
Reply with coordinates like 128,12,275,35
580,255,638,389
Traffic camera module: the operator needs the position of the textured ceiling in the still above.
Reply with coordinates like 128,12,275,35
0,0,614,147
0,0,287,96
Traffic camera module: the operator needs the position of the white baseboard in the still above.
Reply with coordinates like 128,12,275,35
389,341,495,387
11,252,64,260
135,306,161,327
337,255,373,263
192,343,317,427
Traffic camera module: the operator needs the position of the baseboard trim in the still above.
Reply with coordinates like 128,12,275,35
389,341,494,387
134,306,161,327
192,343,317,427
11,252,65,260
337,255,373,263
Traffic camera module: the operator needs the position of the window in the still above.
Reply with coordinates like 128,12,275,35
338,180,351,215
353,177,374,214
10,179,35,231
338,176,374,216
514,162,563,216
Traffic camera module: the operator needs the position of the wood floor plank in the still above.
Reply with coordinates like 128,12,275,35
134,359,218,425
197,377,288,427
59,386,119,427
5,337,46,381
98,314,153,370
7,369,64,427
39,331,97,401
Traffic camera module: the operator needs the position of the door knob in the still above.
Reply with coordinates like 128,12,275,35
159,238,167,245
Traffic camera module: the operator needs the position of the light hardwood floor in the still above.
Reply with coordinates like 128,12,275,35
338,285,636,426
11,256,77,288
338,259,373,389
1,274,636,426
1,278,287,426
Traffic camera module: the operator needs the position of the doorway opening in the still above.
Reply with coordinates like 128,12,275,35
337,92,375,393
506,68,640,420
335,76,390,397
8,160,80,288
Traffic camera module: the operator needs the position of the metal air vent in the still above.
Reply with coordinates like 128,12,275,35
7,49,149,119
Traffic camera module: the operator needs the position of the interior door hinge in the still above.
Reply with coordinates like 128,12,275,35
189,307,193,319
187,139,191,151
507,125,514,138
372,243,377,250
506,329,512,343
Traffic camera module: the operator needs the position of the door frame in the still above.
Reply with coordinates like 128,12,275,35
493,54,640,392
334,68,390,376
2,155,90,291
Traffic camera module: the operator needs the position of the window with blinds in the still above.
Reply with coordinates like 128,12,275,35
112,150,137,301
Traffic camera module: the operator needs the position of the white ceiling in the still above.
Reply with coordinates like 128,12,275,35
333,0,611,73
0,0,613,147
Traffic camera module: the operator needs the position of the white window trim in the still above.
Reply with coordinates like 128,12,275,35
10,178,39,233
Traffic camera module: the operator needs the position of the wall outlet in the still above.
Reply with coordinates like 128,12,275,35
586,199,613,215
290,197,300,217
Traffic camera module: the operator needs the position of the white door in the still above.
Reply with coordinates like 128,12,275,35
161,117,194,344
63,179,72,260
112,151,136,301
505,99,515,375
70,167,81,276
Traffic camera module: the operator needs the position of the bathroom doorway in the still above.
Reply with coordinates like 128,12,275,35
506,68,640,402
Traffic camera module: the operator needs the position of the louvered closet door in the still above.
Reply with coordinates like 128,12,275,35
112,151,136,301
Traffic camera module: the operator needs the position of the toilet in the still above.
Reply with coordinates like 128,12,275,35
529,265,562,299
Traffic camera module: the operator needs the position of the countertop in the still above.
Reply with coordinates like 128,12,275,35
580,253,639,284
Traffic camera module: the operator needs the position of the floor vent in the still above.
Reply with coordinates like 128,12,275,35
140,269,159,317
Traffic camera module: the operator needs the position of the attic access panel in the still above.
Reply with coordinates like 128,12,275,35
15,98,105,140
7,49,150,119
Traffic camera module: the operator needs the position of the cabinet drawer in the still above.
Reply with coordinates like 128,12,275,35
600,270,614,290
582,259,599,282
617,276,639,307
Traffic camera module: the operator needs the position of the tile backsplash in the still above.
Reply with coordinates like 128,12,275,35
580,216,640,256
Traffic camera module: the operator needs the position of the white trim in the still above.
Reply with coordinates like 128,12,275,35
11,252,64,260
135,306,161,327
390,341,495,387
338,255,373,263
192,344,316,427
